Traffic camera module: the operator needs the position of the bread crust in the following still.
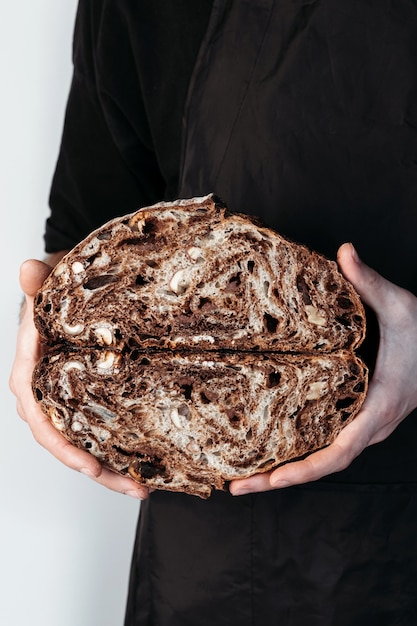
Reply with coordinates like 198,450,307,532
32,194,368,497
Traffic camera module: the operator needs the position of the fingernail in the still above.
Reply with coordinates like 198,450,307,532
270,479,291,489
349,243,360,263
80,467,97,479
231,487,252,497
125,489,145,500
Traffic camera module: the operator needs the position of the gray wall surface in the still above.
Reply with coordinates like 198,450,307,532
1,3,140,624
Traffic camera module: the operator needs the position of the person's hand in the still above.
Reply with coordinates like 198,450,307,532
9,259,150,500
230,243,417,496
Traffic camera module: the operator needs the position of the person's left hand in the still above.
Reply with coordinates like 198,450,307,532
230,243,417,496
10,258,151,500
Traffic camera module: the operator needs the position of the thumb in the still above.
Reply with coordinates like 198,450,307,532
20,259,53,298
337,243,395,317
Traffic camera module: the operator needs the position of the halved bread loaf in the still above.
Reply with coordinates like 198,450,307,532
32,194,368,497
34,195,365,353
33,349,367,498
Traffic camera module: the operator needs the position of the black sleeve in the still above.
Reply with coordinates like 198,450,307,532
45,1,165,252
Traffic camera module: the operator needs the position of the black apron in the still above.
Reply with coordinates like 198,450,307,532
125,2,417,624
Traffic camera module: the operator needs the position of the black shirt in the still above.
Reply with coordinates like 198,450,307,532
46,0,213,252
46,4,417,623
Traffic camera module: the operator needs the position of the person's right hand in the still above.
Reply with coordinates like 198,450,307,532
9,258,150,500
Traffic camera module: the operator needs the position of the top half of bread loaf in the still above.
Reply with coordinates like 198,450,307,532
34,195,365,353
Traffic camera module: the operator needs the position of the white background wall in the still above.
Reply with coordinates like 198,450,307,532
0,3,140,625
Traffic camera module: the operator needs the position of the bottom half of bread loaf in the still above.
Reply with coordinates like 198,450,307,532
33,349,367,498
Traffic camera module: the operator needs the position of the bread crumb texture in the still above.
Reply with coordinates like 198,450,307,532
33,195,368,498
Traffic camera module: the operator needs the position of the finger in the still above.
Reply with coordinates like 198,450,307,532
9,307,43,399
22,395,148,498
230,443,352,495
337,243,399,320
230,446,344,495
20,259,54,297
271,403,378,485
26,397,103,478
91,467,150,500
229,472,274,496
231,407,374,495
350,368,410,446
17,375,150,497
12,339,103,478
11,258,150,498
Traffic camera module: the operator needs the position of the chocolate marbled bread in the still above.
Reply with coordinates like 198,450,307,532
33,195,365,353
33,349,367,498
32,194,368,497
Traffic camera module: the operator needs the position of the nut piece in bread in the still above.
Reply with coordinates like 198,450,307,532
32,194,368,498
